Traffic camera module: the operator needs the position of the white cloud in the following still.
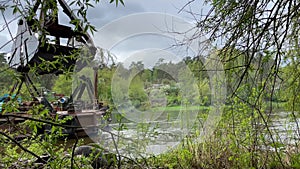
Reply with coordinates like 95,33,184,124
0,0,208,57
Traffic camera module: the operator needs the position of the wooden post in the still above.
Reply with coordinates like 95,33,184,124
93,67,98,103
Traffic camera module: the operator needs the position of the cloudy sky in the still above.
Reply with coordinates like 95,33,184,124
0,0,210,66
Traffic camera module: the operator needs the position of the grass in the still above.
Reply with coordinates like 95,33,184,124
152,105,210,112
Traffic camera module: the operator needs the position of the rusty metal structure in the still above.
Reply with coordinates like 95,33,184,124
1,0,107,138
9,0,96,75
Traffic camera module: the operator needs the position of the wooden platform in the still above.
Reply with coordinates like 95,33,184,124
0,109,106,139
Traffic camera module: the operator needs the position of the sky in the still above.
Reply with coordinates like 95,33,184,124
0,0,210,66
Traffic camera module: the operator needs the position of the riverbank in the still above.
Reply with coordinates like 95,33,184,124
106,102,299,168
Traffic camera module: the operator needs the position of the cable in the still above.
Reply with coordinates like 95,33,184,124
0,28,27,51
0,15,21,33
1,10,15,43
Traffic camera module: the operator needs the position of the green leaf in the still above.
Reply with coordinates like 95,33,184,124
12,5,19,14
69,1,76,6
0,5,6,11
109,0,125,6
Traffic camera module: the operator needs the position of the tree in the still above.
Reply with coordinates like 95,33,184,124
0,1,125,168
180,0,300,108
182,0,299,89
179,1,300,168
0,53,15,93
52,74,72,96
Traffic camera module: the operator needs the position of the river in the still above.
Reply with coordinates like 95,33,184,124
78,109,300,157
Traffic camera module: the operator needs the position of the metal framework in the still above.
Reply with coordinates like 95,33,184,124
7,0,97,98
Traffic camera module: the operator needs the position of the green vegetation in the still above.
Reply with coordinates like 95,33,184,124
97,58,211,109
0,0,300,168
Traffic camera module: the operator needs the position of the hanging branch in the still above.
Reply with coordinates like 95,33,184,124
0,131,46,164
